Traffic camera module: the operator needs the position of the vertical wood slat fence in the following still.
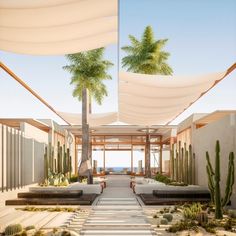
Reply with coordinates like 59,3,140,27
0,124,45,192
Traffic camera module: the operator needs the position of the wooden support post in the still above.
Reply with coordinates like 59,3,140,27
145,134,151,177
131,145,133,174
103,144,105,173
160,137,163,174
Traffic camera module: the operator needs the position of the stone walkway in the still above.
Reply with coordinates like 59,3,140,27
78,175,155,235
0,175,156,235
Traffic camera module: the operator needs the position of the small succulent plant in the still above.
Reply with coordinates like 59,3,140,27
163,213,173,222
160,218,168,225
5,224,23,236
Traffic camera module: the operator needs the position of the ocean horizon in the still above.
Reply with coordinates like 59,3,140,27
96,167,140,172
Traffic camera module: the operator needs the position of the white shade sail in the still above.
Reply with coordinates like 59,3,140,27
119,64,236,125
58,111,118,126
56,64,235,126
0,0,117,55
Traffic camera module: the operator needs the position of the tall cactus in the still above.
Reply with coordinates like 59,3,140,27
193,153,196,184
170,141,196,185
176,150,179,182
44,141,72,184
222,152,235,207
66,148,70,174
206,151,215,204
178,141,182,182
189,145,193,184
44,143,54,176
69,154,72,179
170,144,175,179
186,149,189,184
183,143,187,184
63,144,66,174
57,141,60,173
181,147,184,182
214,140,222,219
60,145,63,172
206,140,235,219
48,142,53,172
44,146,49,179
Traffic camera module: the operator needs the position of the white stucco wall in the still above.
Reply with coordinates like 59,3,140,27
20,122,48,144
193,114,236,207
0,124,45,191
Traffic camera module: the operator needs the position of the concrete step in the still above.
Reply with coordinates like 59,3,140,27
80,229,154,235
81,225,152,229
99,198,136,201
93,206,141,210
98,201,138,205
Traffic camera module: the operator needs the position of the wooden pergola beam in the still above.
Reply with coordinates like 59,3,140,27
0,61,71,125
166,63,236,125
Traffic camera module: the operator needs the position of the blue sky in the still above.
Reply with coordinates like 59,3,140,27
0,0,236,125
120,0,236,124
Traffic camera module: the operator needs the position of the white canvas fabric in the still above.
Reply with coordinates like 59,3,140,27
0,0,117,55
118,70,231,125
58,111,118,126
56,66,235,126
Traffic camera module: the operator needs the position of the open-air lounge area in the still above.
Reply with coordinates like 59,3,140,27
0,0,236,235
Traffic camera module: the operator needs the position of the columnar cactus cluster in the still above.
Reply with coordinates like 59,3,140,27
170,141,195,185
44,141,72,183
206,140,235,219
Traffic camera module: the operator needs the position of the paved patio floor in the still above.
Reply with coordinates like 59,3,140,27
0,175,156,235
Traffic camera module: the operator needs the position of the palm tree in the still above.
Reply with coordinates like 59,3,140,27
122,26,172,178
63,48,113,184
122,25,173,75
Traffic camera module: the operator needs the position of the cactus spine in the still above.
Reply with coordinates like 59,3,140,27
206,140,235,219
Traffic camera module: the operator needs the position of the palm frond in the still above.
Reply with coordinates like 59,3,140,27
121,26,173,75
63,48,113,104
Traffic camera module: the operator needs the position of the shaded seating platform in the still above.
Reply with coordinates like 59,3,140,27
5,190,97,205
139,189,211,205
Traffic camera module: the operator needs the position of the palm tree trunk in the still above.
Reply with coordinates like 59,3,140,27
79,88,93,184
88,94,93,184
89,95,92,114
